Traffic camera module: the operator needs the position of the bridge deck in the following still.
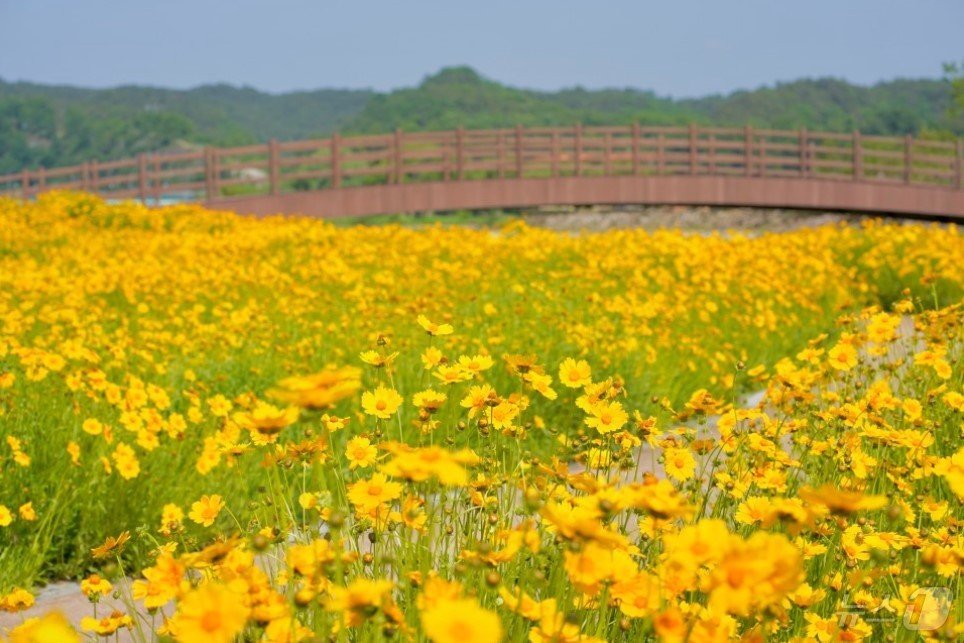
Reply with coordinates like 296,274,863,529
217,175,964,220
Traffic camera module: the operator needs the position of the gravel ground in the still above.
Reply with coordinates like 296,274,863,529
520,205,863,232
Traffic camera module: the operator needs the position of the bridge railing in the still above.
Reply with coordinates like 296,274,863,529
1,125,961,203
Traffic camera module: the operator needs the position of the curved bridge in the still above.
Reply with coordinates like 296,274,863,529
2,125,963,220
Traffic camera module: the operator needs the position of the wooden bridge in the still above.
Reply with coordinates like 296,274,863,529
2,125,963,219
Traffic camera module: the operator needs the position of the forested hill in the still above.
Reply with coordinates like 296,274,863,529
2,66,960,173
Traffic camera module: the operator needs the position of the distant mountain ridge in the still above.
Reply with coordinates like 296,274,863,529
1,66,959,173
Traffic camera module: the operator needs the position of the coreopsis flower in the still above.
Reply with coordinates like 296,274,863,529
663,446,696,481
558,358,592,388
798,484,887,515
827,342,859,371
17,502,36,521
346,436,378,469
269,366,362,409
206,394,233,417
188,494,225,527
417,315,454,336
433,364,473,385
584,400,628,434
82,418,104,435
361,385,403,419
413,389,447,413
167,583,250,643
112,442,141,479
421,597,503,643
160,503,185,535
348,473,402,511
380,445,480,485
457,354,494,374
80,574,113,600
360,350,398,368
611,571,660,618
132,553,186,609
80,611,133,637
326,578,395,627
0,505,12,527
6,611,79,642
233,402,299,440
90,531,131,559
938,447,964,499
0,588,34,612
563,540,635,594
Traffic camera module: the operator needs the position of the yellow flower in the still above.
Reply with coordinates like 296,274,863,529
663,446,697,482
939,447,964,499
7,611,79,643
82,418,104,435
584,400,628,434
269,366,362,409
827,343,858,371
233,402,299,438
80,574,113,599
348,473,402,511
18,502,36,521
160,503,185,535
80,611,133,636
417,314,454,336
798,484,887,515
421,597,503,643
0,588,34,612
188,494,225,527
0,505,13,527
90,531,131,559
206,394,233,417
361,385,403,419
346,436,378,469
380,445,480,485
559,358,592,388
169,583,250,643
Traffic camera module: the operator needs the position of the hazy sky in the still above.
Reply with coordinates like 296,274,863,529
1,1,961,97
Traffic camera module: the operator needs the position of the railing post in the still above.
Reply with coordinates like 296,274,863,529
456,126,465,180
799,128,808,177
956,139,963,189
89,160,99,193
708,131,716,174
81,161,90,191
497,130,505,179
21,169,30,199
152,156,161,203
574,124,582,177
631,123,640,175
743,126,752,176
688,124,699,175
268,139,280,196
603,131,612,175
657,131,665,175
331,133,341,188
903,135,912,184
550,130,559,178
204,147,215,201
852,130,862,181
393,129,403,184
515,124,524,178
37,166,46,194
137,154,147,202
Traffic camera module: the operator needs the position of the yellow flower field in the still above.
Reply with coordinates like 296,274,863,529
0,192,962,641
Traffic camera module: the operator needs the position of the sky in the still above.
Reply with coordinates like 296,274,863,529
0,0,961,97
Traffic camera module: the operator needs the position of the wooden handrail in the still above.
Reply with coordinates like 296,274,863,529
1,124,962,203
